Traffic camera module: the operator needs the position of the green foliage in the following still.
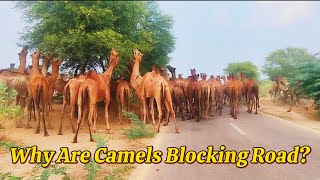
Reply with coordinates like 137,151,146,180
123,111,155,139
16,1,175,76
259,79,274,98
30,154,70,180
0,141,22,150
0,172,23,180
104,165,135,180
291,60,320,108
262,47,318,81
84,134,106,180
224,61,259,80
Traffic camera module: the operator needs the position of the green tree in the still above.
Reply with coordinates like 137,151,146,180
223,61,259,80
262,47,317,82
15,1,175,77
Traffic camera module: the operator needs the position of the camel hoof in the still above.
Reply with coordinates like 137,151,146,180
35,130,40,134
175,129,180,133
255,112,258,114
196,120,200,122
72,140,78,143
58,132,63,135
234,117,237,119
44,133,49,137
90,138,96,142
118,122,121,125
163,122,168,126
106,129,111,134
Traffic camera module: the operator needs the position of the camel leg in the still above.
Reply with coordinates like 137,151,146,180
104,97,111,133
179,99,185,121
155,96,162,133
88,104,95,141
72,102,83,143
117,96,122,125
149,98,155,126
163,101,170,126
34,103,41,134
42,106,49,136
287,92,295,112
58,99,68,135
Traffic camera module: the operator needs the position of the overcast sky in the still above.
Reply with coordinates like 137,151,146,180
1,1,319,79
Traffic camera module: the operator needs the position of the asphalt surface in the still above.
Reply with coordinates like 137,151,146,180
129,108,320,180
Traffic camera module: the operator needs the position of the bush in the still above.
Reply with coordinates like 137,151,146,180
259,79,274,98
123,111,155,139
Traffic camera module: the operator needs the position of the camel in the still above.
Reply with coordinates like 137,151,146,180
116,80,131,124
45,58,62,126
0,46,28,76
208,75,224,116
116,59,134,124
58,74,86,135
187,69,200,121
54,75,69,94
139,66,180,133
41,52,53,77
73,48,119,143
199,73,211,120
226,73,242,119
165,66,185,120
24,49,50,136
246,77,260,114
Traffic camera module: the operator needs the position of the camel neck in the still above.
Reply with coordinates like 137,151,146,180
172,72,176,80
41,59,50,76
17,55,27,74
130,60,142,90
48,63,60,84
102,61,116,83
31,58,41,76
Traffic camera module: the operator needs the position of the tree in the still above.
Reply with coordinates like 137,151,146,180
15,1,175,77
262,47,317,82
223,61,259,80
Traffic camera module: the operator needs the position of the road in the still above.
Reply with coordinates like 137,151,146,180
129,108,320,180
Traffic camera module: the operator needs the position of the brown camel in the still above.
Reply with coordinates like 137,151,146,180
73,48,119,143
187,69,200,121
41,52,53,77
46,58,62,125
116,80,131,124
25,49,50,136
140,66,180,133
58,74,86,135
246,77,260,114
199,73,211,120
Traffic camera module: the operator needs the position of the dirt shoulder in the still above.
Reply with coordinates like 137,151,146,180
258,97,320,132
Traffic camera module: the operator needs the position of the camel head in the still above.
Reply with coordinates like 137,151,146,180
41,52,53,62
18,46,28,56
31,49,41,59
190,68,196,76
51,58,62,66
133,49,143,62
110,48,120,65
166,65,176,73
200,73,207,80
10,63,15,69
178,74,183,79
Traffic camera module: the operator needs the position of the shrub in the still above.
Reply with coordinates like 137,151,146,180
123,111,155,139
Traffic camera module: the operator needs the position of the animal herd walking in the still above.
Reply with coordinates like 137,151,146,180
0,47,262,142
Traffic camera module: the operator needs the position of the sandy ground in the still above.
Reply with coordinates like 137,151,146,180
0,98,319,179
259,97,320,132
0,103,153,179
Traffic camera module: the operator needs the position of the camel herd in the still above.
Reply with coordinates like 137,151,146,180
0,47,261,142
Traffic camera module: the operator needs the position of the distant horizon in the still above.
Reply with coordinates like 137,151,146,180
1,1,320,80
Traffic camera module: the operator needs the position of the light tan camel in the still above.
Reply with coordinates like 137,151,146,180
58,74,86,135
73,48,119,143
116,80,131,124
140,66,180,133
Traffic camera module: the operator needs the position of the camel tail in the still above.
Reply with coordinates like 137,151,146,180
65,85,70,104
82,86,89,105
36,84,43,107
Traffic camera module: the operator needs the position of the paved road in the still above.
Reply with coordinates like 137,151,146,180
129,108,320,180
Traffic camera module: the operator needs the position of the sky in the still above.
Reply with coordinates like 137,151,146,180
1,1,320,79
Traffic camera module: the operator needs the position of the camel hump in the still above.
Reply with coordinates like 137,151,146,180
86,70,100,79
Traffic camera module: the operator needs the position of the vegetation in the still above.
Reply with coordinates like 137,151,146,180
15,1,175,77
259,79,274,98
224,61,259,80
0,83,22,140
104,165,135,180
123,111,155,139
262,47,318,82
